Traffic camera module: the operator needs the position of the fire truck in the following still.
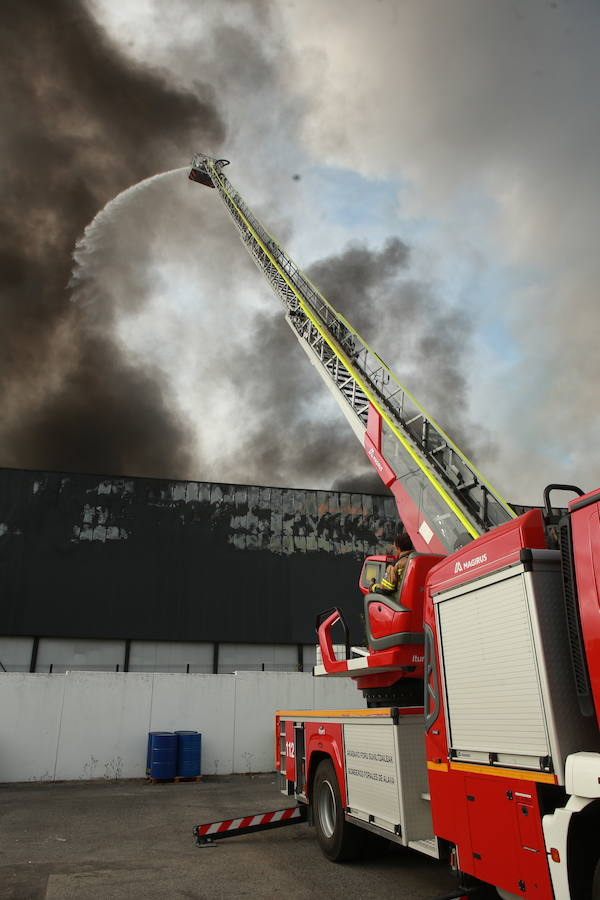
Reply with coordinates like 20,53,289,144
189,155,600,899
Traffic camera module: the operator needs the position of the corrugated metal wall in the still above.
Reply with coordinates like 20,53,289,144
0,468,399,647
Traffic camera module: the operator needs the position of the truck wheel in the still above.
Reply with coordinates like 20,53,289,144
313,758,364,861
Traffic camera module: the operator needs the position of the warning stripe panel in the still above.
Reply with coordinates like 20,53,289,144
197,807,301,837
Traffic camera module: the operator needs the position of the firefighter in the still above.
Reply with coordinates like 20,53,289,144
369,532,413,596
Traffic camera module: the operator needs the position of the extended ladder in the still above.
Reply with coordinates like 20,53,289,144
189,154,515,554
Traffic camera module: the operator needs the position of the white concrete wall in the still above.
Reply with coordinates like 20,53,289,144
0,671,360,783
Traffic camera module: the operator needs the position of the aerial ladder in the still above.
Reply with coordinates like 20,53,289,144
188,154,515,554
189,153,516,703
189,156,600,899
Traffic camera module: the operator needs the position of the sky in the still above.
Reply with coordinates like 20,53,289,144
2,0,599,506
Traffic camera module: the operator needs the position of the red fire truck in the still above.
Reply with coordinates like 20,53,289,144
189,155,600,899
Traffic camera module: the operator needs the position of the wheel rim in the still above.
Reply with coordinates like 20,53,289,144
318,779,336,838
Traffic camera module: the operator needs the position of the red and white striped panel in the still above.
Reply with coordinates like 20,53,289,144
197,806,302,838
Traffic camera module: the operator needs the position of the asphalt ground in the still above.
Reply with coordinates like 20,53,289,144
0,774,465,900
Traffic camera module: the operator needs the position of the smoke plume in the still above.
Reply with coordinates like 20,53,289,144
0,0,224,478
281,0,600,501
193,234,484,495
307,239,480,450
0,0,501,501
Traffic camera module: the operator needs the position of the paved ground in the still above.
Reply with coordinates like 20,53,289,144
0,775,463,900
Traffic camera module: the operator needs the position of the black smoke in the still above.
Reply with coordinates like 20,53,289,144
0,0,489,497
0,0,224,478
207,234,493,495
308,238,478,451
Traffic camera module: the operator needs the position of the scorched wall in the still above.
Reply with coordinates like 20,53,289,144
0,468,398,671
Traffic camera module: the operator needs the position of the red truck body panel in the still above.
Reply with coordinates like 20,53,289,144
280,506,597,899
284,721,295,783
427,508,547,596
423,509,556,898
364,403,448,555
305,722,346,806
570,491,600,723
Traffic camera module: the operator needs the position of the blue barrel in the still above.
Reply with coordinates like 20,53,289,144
149,732,177,780
146,732,170,775
175,730,202,778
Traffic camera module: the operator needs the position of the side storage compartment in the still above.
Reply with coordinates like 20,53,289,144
344,713,435,849
433,550,599,783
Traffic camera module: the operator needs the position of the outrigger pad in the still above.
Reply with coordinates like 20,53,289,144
194,805,306,845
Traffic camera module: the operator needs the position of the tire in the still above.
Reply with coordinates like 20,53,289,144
313,758,364,861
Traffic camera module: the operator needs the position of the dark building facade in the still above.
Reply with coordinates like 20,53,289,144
0,468,399,674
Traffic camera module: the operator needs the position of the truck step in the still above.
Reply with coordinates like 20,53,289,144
408,837,441,859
